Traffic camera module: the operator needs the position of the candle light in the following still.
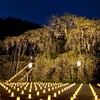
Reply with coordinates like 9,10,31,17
8,89,11,93
29,88,32,92
37,91,39,96
17,88,20,91
70,97,74,100
58,90,61,94
28,94,32,99
48,95,51,100
16,96,20,100
11,92,14,97
43,89,46,93
54,92,57,97
21,90,24,94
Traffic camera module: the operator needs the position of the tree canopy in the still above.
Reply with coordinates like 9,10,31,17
1,14,100,83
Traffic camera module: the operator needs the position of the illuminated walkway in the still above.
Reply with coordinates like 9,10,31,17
0,64,100,100
0,82,100,100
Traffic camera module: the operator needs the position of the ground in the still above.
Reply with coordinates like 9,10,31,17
0,82,100,100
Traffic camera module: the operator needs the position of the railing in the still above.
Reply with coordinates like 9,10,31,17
18,67,34,82
6,63,34,82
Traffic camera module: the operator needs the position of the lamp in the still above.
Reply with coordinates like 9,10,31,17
28,62,32,68
76,61,81,67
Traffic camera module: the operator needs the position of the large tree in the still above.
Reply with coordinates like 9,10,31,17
2,14,100,82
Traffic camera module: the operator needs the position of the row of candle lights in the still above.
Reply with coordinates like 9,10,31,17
70,83,83,100
1,82,99,100
89,83,98,100
0,82,76,100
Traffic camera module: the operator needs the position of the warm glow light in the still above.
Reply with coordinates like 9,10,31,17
16,96,20,100
89,83,98,100
28,62,32,68
24,87,26,90
21,90,24,94
8,89,11,93
77,61,81,67
20,86,22,88
29,89,32,92
55,86,57,89
28,94,32,99
73,94,76,99
6,87,8,90
40,87,42,89
48,95,51,100
95,95,98,100
54,92,57,97
58,90,61,94
97,84,100,87
71,83,83,100
35,88,37,91
17,88,20,91
52,87,54,90
37,91,39,96
48,88,50,91
14,86,16,89
11,92,14,97
43,89,46,93
70,97,74,100
61,89,64,92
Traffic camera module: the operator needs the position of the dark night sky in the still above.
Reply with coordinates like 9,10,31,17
0,0,100,25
